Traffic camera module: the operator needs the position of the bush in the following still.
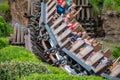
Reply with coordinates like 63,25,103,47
103,0,115,10
46,64,67,74
114,0,120,10
112,46,120,58
0,3,11,22
89,0,102,15
17,74,105,80
0,61,49,80
0,16,13,37
0,37,9,49
90,0,120,14
0,3,9,11
0,46,40,62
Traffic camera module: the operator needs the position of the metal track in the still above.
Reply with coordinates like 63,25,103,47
24,0,120,80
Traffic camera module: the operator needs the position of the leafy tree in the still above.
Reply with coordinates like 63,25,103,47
114,0,120,10
0,16,13,37
89,0,104,17
89,0,120,16
0,3,9,11
112,46,120,58
103,0,115,10
0,38,9,49
0,3,11,22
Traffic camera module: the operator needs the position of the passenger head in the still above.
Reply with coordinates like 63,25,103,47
82,31,87,39
71,3,76,8
61,0,67,7
65,10,70,14
66,14,70,18
89,38,94,42
89,38,95,45
77,32,82,37
89,35,96,43
71,10,75,15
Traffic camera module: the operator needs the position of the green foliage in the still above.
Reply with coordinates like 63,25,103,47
103,0,115,10
0,46,40,62
112,46,120,58
17,74,105,80
114,0,120,6
0,37,9,49
0,16,5,23
114,0,120,10
0,3,9,11
0,16,13,37
0,61,49,80
89,0,103,15
90,0,120,16
46,64,67,74
102,40,120,58
0,3,11,22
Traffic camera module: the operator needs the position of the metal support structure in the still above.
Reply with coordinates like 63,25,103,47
62,48,94,74
32,0,120,79
101,73,120,80
40,1,59,47
40,0,94,75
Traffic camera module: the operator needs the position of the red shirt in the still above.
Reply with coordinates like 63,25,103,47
57,0,63,5
67,23,77,30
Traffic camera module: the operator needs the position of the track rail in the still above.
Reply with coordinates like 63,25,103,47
23,0,120,80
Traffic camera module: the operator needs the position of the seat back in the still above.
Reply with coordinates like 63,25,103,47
47,6,56,19
70,40,84,52
61,38,71,47
93,42,102,52
51,16,63,29
53,23,67,34
94,63,107,74
79,45,94,58
57,29,71,41
85,52,104,66
46,0,52,6
47,0,56,12
110,64,120,77
103,49,112,58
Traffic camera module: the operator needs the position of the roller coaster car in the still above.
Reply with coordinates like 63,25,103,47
51,16,63,29
77,45,94,59
110,63,120,78
47,6,56,19
108,57,120,78
69,40,84,52
93,50,113,75
85,51,104,66
53,23,67,35
46,0,52,6
103,49,112,59
25,0,120,79
47,0,56,12
93,42,102,52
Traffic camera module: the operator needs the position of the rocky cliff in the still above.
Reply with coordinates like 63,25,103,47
9,0,28,27
102,11,120,42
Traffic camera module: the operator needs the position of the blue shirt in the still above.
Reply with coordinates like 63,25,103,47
56,5,65,15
